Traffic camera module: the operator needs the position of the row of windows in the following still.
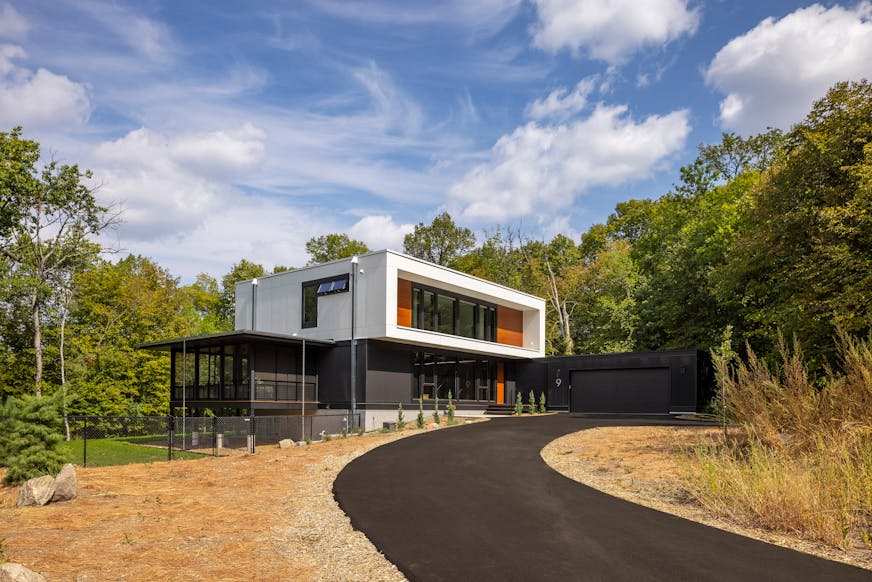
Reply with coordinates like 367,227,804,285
411,352,494,402
410,284,497,342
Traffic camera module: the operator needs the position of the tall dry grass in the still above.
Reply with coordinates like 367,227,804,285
686,332,872,549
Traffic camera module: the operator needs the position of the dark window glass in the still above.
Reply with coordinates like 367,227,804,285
302,283,318,327
436,357,455,400
475,305,485,340
316,276,349,295
437,295,455,335
459,301,475,338
421,352,436,399
489,307,497,342
412,288,420,328
456,359,475,400
422,290,435,331
223,346,235,399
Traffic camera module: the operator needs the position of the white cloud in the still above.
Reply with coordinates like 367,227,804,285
706,3,872,134
449,103,690,222
531,0,699,64
353,61,423,136
348,215,414,251
0,44,90,129
75,0,175,64
525,76,597,121
0,3,29,40
90,125,267,241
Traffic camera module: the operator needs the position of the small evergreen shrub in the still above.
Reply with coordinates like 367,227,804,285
417,397,425,429
528,390,536,414
304,436,312,446
446,391,456,424
433,393,440,424
539,391,547,414
397,403,406,429
340,428,348,439
514,393,523,416
356,426,364,436
0,393,67,485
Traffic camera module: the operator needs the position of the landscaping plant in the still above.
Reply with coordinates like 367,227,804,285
0,393,68,485
432,392,440,425
539,391,547,414
446,391,456,424
417,397,425,429
528,390,536,414
397,403,405,429
514,393,523,416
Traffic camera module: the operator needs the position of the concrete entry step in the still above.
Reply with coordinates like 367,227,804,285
484,403,516,415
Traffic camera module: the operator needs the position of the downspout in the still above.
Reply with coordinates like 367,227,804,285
350,256,358,431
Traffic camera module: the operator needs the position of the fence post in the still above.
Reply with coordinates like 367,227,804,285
247,414,255,454
167,415,174,462
212,416,217,457
83,416,88,467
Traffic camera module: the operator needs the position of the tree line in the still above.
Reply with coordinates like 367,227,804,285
0,80,869,417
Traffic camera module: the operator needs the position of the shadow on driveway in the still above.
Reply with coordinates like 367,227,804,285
334,414,869,581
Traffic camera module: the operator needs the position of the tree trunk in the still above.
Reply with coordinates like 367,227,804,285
60,291,70,440
32,291,42,398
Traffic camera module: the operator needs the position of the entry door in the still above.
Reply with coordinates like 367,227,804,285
496,362,505,404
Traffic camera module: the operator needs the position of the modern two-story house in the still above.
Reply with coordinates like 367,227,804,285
142,250,546,430
141,249,710,432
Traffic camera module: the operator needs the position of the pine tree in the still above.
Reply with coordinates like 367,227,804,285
514,392,524,416
416,397,425,429
539,391,547,414
0,393,67,485
446,391,456,424
397,403,405,429
528,390,537,414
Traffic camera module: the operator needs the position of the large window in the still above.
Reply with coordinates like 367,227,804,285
302,274,349,329
410,283,497,342
411,351,495,401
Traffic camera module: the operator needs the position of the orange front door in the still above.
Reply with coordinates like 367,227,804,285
496,362,505,404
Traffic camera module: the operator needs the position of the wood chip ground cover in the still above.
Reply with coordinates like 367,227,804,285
541,425,872,571
0,419,482,581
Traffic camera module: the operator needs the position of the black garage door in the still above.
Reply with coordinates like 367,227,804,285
570,367,670,414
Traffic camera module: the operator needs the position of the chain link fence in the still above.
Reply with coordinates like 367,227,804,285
64,412,361,466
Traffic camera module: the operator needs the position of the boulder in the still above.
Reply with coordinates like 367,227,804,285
51,464,77,503
0,564,46,582
278,439,294,449
16,475,55,507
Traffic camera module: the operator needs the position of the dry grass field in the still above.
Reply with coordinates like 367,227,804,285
0,419,482,581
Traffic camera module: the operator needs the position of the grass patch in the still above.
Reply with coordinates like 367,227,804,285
59,439,206,467
685,332,872,550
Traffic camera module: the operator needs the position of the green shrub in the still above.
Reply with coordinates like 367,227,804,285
528,390,536,414
356,426,364,436
514,393,523,416
0,393,68,485
433,393,440,424
446,391,456,424
539,392,547,414
304,436,312,446
397,403,406,429
340,428,348,439
416,397,425,429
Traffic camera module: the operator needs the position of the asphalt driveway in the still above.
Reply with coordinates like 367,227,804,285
333,414,870,581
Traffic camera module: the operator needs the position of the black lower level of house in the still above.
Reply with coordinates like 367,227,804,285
147,332,711,417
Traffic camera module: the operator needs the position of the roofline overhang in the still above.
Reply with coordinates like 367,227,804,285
137,330,336,352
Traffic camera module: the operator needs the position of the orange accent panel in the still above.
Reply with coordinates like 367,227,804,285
497,305,523,347
397,278,412,327
496,363,505,404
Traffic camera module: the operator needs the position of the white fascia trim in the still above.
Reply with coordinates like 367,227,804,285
387,326,543,359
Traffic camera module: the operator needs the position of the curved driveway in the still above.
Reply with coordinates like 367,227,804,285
334,414,869,581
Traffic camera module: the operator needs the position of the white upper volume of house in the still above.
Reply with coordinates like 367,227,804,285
235,249,546,359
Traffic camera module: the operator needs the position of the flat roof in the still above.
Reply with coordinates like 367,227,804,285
138,330,336,352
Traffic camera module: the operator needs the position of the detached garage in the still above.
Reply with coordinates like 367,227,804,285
517,349,712,415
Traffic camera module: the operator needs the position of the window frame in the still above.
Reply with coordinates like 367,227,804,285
409,282,499,342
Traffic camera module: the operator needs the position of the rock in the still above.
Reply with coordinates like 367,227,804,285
51,463,77,502
0,564,46,582
16,475,55,507
278,439,294,449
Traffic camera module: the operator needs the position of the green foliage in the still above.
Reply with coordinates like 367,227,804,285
403,212,475,267
356,426,364,436
446,391,455,424
416,397,425,429
397,402,405,429
432,392,440,424
340,427,348,439
514,392,523,416
305,233,370,265
304,436,312,446
527,390,536,414
218,259,266,330
0,392,67,485
538,391,546,414
58,438,202,466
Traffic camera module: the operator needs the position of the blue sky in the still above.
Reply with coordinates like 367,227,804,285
1,1,870,280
